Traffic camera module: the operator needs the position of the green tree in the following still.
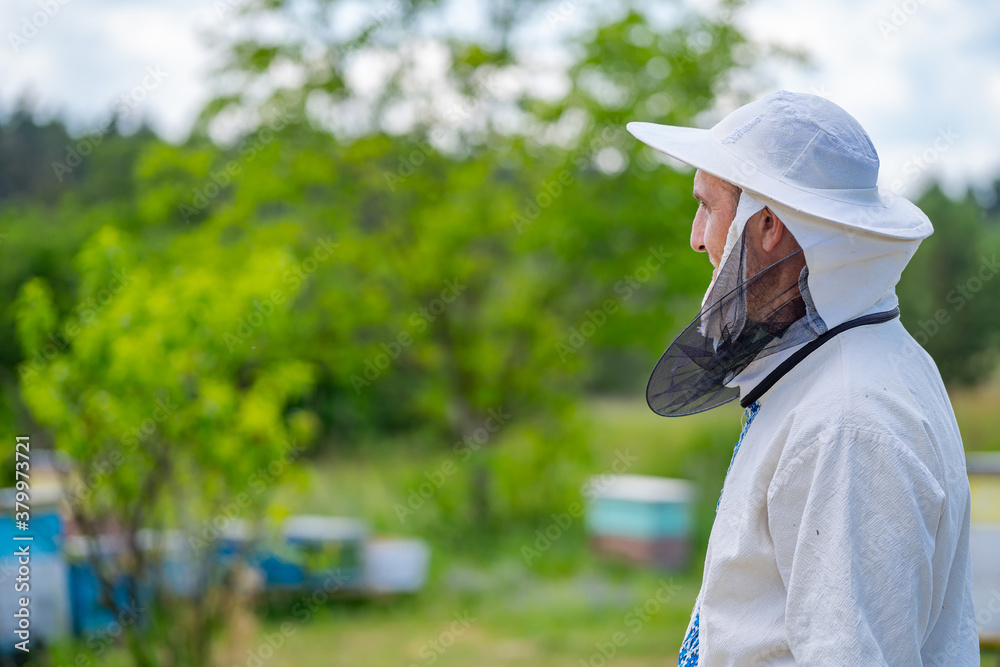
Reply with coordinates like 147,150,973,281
898,184,1000,384
197,0,764,527
15,214,319,665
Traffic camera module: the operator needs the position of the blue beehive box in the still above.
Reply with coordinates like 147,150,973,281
215,520,279,589
67,529,199,638
216,517,367,594
584,474,695,569
216,519,313,591
0,485,71,649
64,534,150,637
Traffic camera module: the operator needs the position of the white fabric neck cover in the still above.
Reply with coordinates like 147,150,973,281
754,193,919,329
724,191,923,395
701,192,766,310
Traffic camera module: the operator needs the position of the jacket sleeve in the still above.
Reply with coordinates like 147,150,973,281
767,426,945,665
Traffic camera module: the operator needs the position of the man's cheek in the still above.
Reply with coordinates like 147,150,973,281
707,216,730,261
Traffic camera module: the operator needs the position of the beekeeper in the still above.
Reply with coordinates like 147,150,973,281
627,91,978,665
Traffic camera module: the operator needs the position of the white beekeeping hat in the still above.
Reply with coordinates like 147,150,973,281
628,91,930,416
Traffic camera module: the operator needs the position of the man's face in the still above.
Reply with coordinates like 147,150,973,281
691,170,740,272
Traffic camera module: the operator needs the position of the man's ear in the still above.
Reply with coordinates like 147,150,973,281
759,208,785,254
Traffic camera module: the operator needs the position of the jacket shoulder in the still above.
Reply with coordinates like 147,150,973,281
761,318,964,483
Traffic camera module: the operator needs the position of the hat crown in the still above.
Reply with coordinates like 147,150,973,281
709,91,880,191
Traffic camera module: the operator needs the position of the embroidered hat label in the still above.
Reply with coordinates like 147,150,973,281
722,115,762,144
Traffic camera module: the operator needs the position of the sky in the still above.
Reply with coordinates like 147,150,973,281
1,0,998,198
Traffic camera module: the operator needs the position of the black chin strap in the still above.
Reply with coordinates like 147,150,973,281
739,307,901,408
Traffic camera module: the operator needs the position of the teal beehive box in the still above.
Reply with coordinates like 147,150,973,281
584,474,695,569
282,515,368,592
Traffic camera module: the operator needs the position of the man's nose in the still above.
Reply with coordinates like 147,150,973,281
690,211,707,253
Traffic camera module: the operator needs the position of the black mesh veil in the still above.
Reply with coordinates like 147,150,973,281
647,214,828,417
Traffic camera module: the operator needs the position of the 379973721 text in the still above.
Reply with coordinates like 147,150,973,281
11,435,32,654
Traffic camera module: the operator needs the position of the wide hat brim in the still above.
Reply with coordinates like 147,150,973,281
627,122,932,240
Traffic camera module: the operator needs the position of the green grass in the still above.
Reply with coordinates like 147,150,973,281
235,564,701,666
950,383,1000,452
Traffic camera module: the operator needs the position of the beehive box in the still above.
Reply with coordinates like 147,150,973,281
971,525,1000,647
967,453,1000,647
968,452,1000,524
64,534,148,637
282,516,368,592
584,474,695,569
364,537,430,594
138,529,200,599
215,519,304,591
218,516,369,593
0,485,71,647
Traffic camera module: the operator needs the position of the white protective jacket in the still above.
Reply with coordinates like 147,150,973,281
692,197,980,665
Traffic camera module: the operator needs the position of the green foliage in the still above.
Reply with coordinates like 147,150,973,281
0,1,764,458
14,211,321,664
898,184,1000,384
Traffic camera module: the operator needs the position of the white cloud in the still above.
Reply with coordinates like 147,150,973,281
0,0,212,141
